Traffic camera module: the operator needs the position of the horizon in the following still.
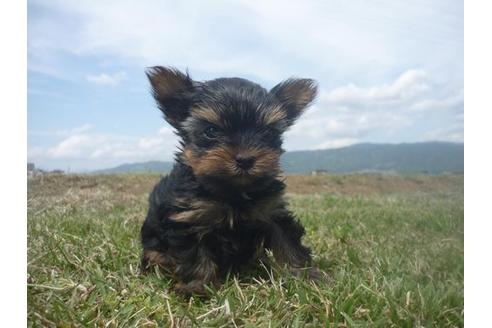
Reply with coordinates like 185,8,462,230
29,141,464,173
28,0,463,171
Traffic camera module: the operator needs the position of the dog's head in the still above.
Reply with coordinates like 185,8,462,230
146,66,317,186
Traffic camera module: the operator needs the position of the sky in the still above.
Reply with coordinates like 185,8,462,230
27,0,464,172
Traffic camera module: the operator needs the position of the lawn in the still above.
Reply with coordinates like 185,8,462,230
27,173,464,327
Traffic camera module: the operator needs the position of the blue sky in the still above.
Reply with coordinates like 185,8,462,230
27,0,463,171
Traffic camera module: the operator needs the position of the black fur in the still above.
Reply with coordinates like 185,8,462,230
141,66,319,297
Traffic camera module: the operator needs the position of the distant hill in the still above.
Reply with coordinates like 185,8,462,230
94,160,173,174
92,142,464,175
281,142,463,174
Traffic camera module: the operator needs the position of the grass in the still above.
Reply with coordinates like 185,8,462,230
27,173,463,327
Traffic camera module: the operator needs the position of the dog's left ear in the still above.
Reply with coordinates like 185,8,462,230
146,66,194,129
270,78,318,124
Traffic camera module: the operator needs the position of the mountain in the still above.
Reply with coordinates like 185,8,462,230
281,142,463,174
93,160,174,174
92,142,464,174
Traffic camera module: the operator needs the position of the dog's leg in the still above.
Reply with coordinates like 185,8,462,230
267,213,321,280
140,249,174,274
173,246,219,298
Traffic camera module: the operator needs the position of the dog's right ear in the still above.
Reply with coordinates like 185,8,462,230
146,66,194,129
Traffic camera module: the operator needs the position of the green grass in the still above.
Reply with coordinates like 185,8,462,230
27,174,463,327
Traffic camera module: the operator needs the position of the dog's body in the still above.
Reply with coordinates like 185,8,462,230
140,67,318,296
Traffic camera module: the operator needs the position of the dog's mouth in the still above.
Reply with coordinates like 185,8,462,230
230,170,257,185
203,169,260,184
235,167,254,177
199,167,277,190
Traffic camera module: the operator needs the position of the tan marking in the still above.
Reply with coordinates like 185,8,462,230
191,146,237,176
143,250,171,268
280,81,317,108
263,105,287,125
172,189,286,226
169,209,203,222
182,145,281,180
169,199,230,223
247,148,282,178
182,146,236,176
182,147,201,172
192,107,223,127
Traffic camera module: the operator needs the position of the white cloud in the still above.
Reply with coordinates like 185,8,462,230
411,89,464,112
138,137,164,150
86,71,126,85
28,124,179,169
314,138,360,150
284,69,460,150
28,0,463,83
47,134,95,158
322,69,429,105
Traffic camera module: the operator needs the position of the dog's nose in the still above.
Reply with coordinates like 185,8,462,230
235,154,256,170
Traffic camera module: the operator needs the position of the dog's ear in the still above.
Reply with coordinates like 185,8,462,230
270,78,317,124
146,66,194,128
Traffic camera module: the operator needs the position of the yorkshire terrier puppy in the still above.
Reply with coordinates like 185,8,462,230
140,66,319,297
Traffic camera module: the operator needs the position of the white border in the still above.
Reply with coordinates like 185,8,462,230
1,0,478,325
464,1,492,327
0,0,27,324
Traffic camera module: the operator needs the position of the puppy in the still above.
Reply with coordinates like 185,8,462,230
140,66,319,297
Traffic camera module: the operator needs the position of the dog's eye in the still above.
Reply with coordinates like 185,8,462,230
204,126,219,139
